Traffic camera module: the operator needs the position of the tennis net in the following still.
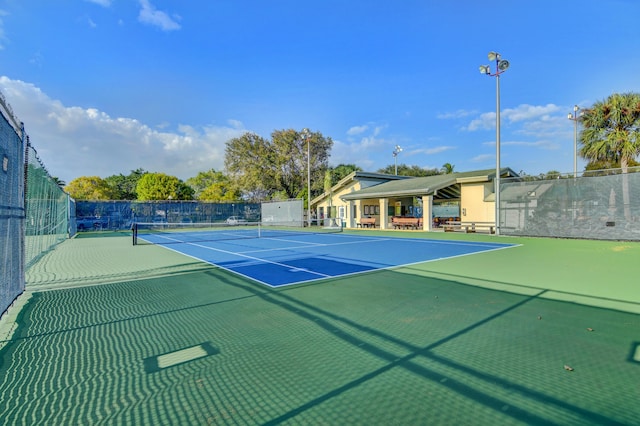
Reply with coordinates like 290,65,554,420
132,221,342,245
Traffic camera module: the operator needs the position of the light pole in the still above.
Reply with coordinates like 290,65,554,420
392,145,402,175
302,128,311,226
567,105,582,178
480,51,510,235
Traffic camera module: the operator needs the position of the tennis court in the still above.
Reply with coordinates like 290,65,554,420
135,224,516,286
1,230,639,425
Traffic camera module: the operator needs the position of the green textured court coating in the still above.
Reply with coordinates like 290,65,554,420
1,230,639,425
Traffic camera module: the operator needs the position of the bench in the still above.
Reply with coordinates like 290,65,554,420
444,221,495,234
391,216,422,230
357,217,377,228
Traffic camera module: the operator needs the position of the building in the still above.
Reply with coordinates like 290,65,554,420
311,168,519,230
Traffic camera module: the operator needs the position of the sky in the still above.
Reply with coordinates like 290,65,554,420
1,0,639,184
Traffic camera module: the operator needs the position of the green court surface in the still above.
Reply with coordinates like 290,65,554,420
1,231,639,425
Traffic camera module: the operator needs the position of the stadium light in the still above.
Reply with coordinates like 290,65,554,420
392,145,403,175
567,105,583,178
479,51,509,235
302,128,312,226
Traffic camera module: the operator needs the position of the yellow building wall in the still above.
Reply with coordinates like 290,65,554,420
460,183,495,223
315,178,497,229
315,180,365,227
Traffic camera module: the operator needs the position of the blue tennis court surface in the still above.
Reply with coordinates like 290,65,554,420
140,232,517,287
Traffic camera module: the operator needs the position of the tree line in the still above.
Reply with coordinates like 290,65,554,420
64,92,640,203
63,128,453,203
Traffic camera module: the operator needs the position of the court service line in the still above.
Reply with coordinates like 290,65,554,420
239,236,513,255
240,236,392,254
167,239,333,279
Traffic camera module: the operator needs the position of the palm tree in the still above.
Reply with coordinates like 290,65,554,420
580,92,640,220
441,163,455,174
51,176,66,188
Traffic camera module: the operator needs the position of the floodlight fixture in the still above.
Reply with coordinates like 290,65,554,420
479,51,510,235
392,145,403,175
302,128,312,226
568,106,581,178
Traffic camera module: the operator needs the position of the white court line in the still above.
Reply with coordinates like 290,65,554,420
241,236,391,254
152,238,333,279
260,242,521,288
143,233,520,287
239,235,514,255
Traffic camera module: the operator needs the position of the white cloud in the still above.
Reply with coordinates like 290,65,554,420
346,125,368,136
467,111,495,131
467,103,564,132
0,76,244,182
471,154,494,163
227,119,244,129
138,0,181,31
410,146,456,156
502,140,560,150
437,109,475,120
502,103,561,123
85,0,112,6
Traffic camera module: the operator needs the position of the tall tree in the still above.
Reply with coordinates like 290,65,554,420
584,158,640,174
65,176,115,200
186,169,240,201
225,132,275,201
542,170,562,179
580,92,640,219
271,129,332,200
225,129,333,202
105,168,146,200
377,164,441,177
136,173,194,200
331,163,362,185
323,169,333,208
441,163,455,174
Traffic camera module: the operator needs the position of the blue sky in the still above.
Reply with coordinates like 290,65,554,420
1,0,639,183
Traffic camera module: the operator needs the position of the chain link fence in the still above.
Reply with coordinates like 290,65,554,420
24,141,70,267
500,169,640,240
0,95,25,317
74,200,262,232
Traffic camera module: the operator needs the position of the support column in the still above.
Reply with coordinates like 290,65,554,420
346,200,355,228
379,198,389,230
422,195,433,231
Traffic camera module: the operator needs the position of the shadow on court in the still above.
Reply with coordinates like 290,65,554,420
1,254,639,424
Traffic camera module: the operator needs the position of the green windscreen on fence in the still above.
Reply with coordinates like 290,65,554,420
74,200,261,232
500,170,640,240
0,95,25,316
73,200,305,232
24,142,70,267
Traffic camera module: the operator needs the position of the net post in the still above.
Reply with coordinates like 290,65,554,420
131,222,137,246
